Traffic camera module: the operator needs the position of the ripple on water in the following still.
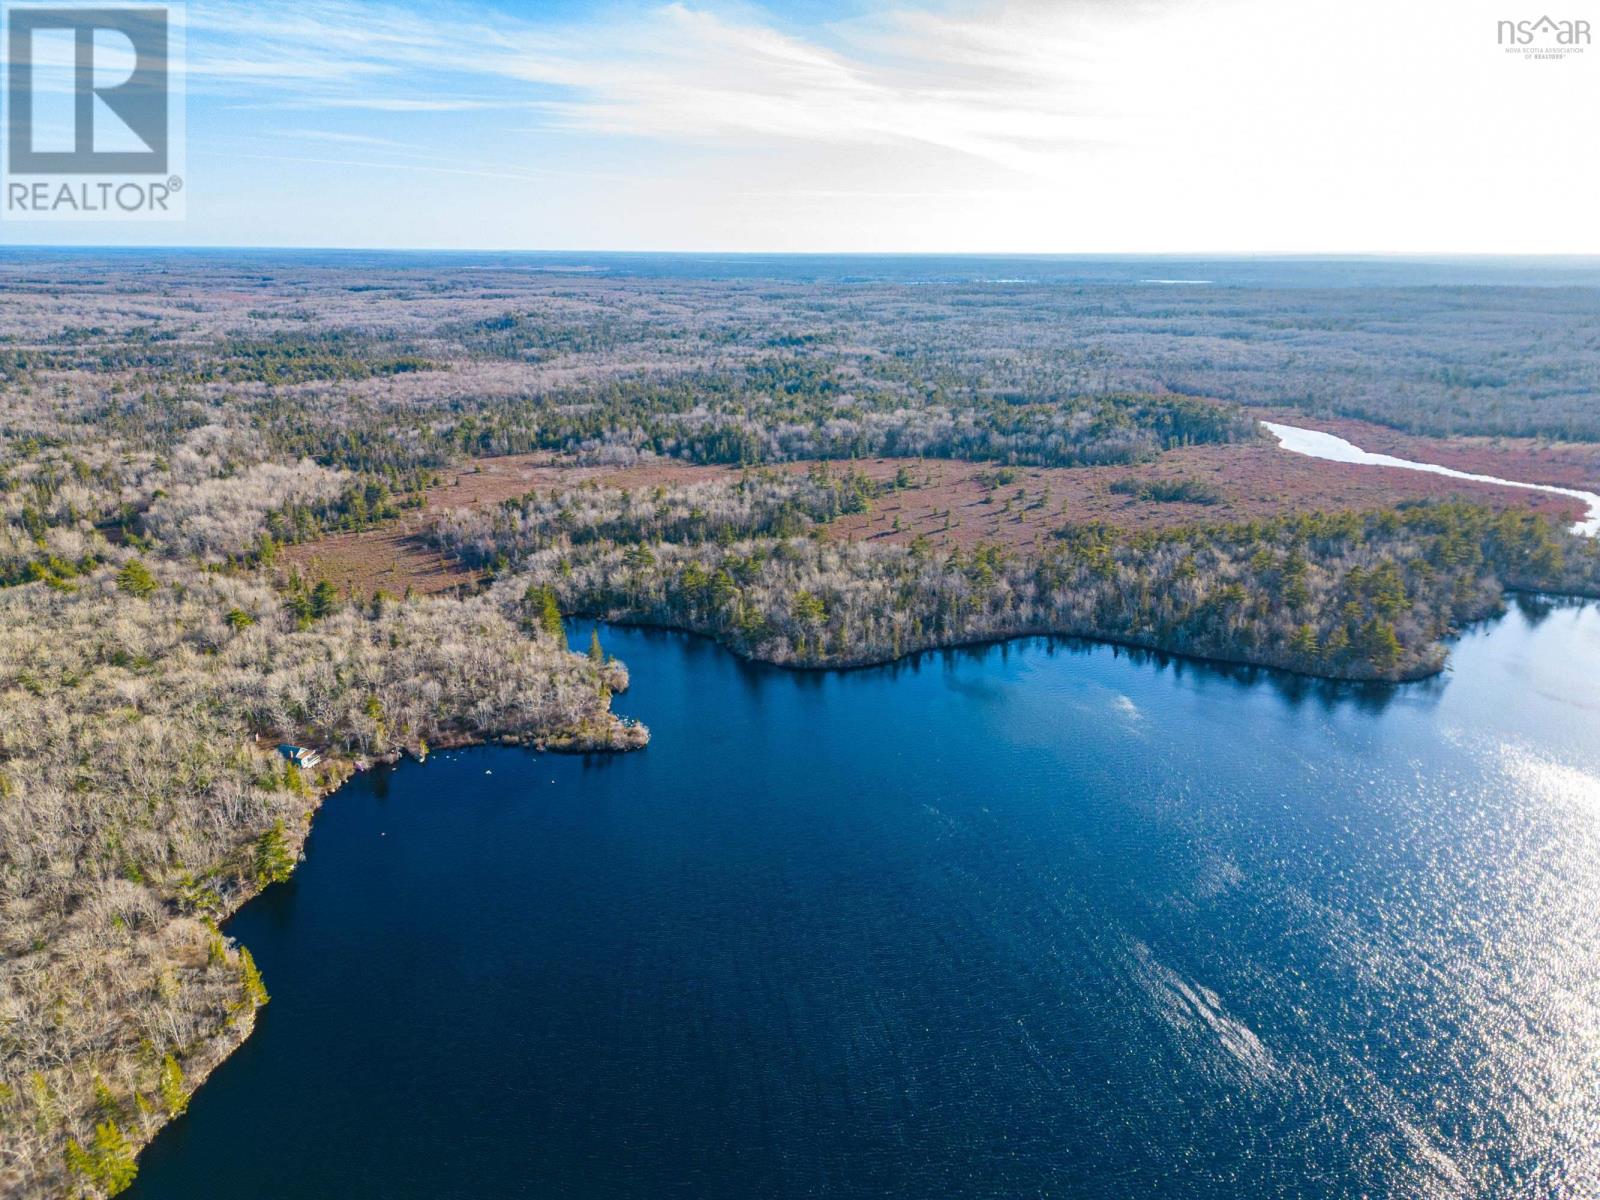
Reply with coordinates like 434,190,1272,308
124,613,1600,1200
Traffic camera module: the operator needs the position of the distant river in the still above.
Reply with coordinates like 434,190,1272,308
129,612,1600,1199
1264,420,1600,536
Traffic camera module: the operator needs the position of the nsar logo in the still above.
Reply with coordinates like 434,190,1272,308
1497,14,1591,59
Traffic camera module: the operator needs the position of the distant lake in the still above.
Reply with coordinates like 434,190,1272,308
1264,420,1600,536
130,609,1600,1199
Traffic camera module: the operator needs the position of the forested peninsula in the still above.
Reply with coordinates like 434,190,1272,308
435,468,1600,681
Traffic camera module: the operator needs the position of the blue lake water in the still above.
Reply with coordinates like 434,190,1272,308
129,609,1600,1199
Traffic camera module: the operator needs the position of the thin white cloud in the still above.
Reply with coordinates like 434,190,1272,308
281,128,418,149
197,147,623,183
183,0,1128,179
312,97,510,111
185,54,394,82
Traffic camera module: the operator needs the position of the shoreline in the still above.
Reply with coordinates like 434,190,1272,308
120,704,647,1190
559,611,1461,685
130,590,1599,1186
556,581,1600,688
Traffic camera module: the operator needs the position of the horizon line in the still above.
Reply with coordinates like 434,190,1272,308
4,246,1600,260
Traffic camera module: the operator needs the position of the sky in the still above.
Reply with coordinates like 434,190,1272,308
2,0,1597,252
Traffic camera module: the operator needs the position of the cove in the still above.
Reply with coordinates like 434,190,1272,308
129,610,1600,1199
1263,420,1600,536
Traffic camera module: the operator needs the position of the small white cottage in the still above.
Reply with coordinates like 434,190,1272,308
278,744,322,769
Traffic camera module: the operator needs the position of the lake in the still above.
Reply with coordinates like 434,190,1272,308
129,609,1600,1199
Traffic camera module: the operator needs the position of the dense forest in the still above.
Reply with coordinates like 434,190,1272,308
432,473,1600,679
0,561,643,1198
6,257,1599,501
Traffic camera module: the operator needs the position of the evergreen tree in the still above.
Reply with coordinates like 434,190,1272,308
588,626,604,662
239,946,270,1007
791,590,826,626
525,585,563,638
1288,623,1320,659
309,578,339,619
65,1120,138,1195
94,1120,138,1193
64,1137,95,1186
92,1077,122,1122
286,588,314,629
1362,618,1403,671
159,1054,188,1117
115,558,158,598
254,820,295,886
709,569,737,610
363,693,388,740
